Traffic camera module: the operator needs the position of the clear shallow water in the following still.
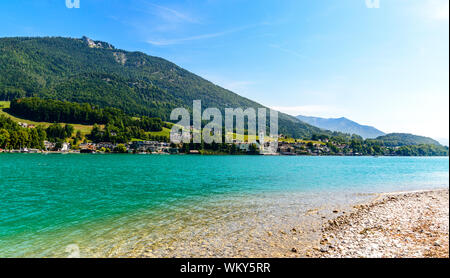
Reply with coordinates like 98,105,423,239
0,154,448,257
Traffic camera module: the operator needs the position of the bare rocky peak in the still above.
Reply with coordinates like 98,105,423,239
81,36,115,50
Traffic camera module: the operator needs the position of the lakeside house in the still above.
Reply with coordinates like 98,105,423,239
97,142,115,150
79,143,97,153
129,141,169,153
44,141,55,151
61,143,70,152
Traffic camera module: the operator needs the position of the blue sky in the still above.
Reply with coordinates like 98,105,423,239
1,0,448,141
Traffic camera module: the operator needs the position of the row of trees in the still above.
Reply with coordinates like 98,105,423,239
0,115,79,149
86,124,170,144
10,97,138,125
46,123,74,141
0,115,45,149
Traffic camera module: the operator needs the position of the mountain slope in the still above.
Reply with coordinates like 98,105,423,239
375,133,441,147
0,36,324,138
297,115,385,139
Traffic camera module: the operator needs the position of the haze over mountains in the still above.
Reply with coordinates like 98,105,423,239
296,115,385,139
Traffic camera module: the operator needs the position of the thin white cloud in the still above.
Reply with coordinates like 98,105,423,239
110,1,200,33
147,25,257,46
148,30,229,46
149,3,199,24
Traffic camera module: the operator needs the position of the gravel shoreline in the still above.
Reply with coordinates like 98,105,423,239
314,189,449,258
135,189,449,258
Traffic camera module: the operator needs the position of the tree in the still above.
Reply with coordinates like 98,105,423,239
64,125,74,138
0,129,10,148
75,130,82,140
249,143,259,154
113,144,127,153
46,123,73,141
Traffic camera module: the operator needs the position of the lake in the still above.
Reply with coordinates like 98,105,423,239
0,154,448,257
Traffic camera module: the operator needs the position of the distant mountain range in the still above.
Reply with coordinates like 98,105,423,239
296,115,385,139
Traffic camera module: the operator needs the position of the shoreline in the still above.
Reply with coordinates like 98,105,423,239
0,151,449,157
312,188,449,258
136,188,449,258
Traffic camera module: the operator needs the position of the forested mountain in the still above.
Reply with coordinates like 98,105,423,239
297,115,385,139
0,36,323,138
375,133,441,147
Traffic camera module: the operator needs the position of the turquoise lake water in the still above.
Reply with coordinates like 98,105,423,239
0,154,448,257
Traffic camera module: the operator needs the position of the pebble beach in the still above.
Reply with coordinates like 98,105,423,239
315,189,449,258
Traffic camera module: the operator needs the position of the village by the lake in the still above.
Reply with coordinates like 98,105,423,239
2,120,446,157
